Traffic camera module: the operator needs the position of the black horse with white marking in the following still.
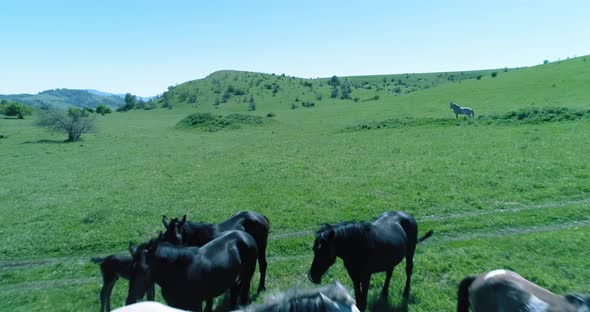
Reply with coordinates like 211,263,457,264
308,211,433,311
91,254,155,312
457,269,590,312
161,210,270,292
126,230,258,312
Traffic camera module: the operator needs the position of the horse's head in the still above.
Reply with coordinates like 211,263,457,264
565,294,590,309
126,240,157,305
161,215,186,245
308,225,337,284
449,102,455,108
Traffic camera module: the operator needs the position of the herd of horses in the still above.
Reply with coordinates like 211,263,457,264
92,210,589,312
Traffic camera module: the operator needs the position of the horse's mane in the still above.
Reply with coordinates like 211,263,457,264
240,282,355,312
316,221,372,241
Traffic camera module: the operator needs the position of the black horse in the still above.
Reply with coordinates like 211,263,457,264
161,210,270,292
308,211,433,311
126,230,258,312
91,254,155,312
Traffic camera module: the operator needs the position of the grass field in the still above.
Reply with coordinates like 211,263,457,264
1,56,589,311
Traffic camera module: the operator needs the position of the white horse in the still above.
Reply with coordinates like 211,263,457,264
112,301,187,312
235,281,360,312
457,269,590,312
450,102,475,119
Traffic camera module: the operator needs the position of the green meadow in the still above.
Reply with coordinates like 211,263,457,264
1,56,590,311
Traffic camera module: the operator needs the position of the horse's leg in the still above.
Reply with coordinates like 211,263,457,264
256,237,268,292
455,113,458,119
204,299,213,312
146,282,155,301
403,254,414,297
352,278,363,311
360,275,371,311
382,268,394,298
101,275,117,312
229,282,240,307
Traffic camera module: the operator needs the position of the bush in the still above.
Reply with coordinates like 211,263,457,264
476,75,482,80
36,107,96,142
177,113,265,132
301,101,315,108
266,112,276,117
96,105,112,115
491,72,498,78
1,101,32,119
330,87,339,98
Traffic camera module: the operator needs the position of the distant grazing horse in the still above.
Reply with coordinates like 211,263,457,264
126,230,258,312
450,102,475,119
457,269,590,312
91,254,155,312
308,211,433,311
112,301,185,312
161,211,270,292
235,280,359,312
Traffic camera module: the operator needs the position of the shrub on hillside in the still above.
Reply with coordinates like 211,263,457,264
36,107,96,142
491,72,498,78
96,105,112,115
1,101,32,119
177,112,265,132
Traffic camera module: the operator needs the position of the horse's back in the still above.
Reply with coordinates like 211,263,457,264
112,301,187,312
469,270,573,312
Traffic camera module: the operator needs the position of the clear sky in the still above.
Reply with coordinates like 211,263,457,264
1,0,589,96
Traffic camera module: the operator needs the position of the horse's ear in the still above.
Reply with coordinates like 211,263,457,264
162,215,169,228
129,241,137,255
179,215,187,228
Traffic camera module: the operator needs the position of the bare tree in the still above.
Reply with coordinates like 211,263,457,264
36,108,96,142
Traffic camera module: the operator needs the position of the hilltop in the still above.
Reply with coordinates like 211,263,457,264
0,88,125,110
153,68,499,113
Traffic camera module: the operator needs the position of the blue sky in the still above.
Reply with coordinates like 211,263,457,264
1,0,589,96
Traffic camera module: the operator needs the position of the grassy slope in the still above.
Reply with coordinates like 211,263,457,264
0,56,589,311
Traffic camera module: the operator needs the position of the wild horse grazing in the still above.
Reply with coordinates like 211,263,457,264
450,102,475,119
236,281,359,312
161,210,270,292
91,254,155,312
457,269,590,312
126,230,258,312
308,211,433,311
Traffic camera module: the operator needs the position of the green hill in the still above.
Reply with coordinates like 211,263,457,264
0,88,125,109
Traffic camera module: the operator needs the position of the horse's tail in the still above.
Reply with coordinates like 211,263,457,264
457,275,476,312
418,230,434,243
90,257,104,264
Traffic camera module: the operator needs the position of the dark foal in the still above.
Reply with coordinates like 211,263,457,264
308,211,433,311
161,210,270,292
91,254,154,312
126,230,258,312
457,269,590,312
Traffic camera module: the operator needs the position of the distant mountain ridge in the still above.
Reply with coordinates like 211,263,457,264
0,88,125,109
85,89,155,102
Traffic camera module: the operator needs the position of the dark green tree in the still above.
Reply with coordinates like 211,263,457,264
248,95,256,111
2,101,33,119
96,105,112,115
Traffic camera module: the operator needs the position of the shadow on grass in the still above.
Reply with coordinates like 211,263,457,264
22,139,66,144
370,294,415,312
